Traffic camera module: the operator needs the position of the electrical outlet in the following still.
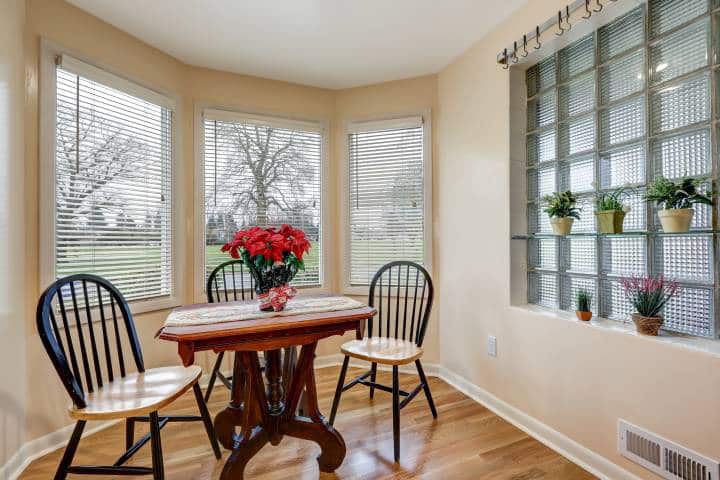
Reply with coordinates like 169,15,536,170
487,335,497,357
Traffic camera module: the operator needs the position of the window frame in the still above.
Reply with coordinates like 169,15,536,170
193,104,331,302
341,111,433,296
39,40,185,315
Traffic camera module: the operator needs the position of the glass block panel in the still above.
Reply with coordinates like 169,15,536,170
599,49,645,105
561,236,597,274
601,278,633,321
599,7,645,62
527,168,538,199
651,72,711,133
600,96,646,148
652,128,711,178
600,144,646,188
653,201,712,230
650,0,708,37
559,72,595,120
654,234,713,283
572,196,595,232
558,35,595,82
529,237,558,270
528,90,556,131
601,236,647,276
527,129,556,165
528,272,558,307
536,164,556,199
559,156,594,194
528,203,553,234
527,57,556,97
650,18,710,86
559,114,595,158
621,189,648,232
561,275,598,312
663,286,714,337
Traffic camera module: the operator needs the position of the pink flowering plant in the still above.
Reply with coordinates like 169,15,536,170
620,274,679,317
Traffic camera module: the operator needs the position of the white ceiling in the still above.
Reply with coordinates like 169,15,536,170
67,0,527,89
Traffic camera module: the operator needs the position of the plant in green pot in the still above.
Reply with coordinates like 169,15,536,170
595,187,632,234
542,191,580,236
575,289,592,321
645,176,712,233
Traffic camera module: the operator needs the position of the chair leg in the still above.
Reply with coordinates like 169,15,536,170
125,418,135,450
329,355,350,426
149,411,164,480
415,360,437,419
204,351,225,402
392,365,400,463
193,382,222,459
54,420,85,480
369,362,377,399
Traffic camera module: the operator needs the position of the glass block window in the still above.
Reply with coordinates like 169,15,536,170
523,1,719,338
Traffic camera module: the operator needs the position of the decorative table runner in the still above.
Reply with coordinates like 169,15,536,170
164,295,365,327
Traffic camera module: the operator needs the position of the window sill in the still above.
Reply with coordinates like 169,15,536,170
509,304,720,359
130,296,182,316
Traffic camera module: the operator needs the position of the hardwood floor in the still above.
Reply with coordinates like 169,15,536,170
19,366,595,479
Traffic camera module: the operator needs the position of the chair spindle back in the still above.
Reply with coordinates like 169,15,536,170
367,261,434,347
206,259,255,303
36,274,144,409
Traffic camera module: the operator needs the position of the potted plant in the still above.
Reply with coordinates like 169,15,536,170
595,187,632,234
575,289,592,321
645,176,712,233
222,224,311,312
542,191,581,236
621,274,679,336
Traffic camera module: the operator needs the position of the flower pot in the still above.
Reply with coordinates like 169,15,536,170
258,284,297,312
632,313,663,336
658,208,693,233
595,210,625,234
576,310,592,321
550,217,574,236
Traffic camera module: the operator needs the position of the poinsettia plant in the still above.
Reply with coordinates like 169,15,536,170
221,225,311,294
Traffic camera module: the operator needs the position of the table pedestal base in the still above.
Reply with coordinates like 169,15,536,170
214,342,346,479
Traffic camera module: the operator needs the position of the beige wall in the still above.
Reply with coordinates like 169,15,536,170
436,1,720,479
0,0,28,470
19,0,438,450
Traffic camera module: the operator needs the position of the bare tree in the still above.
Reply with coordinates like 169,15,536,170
207,124,317,228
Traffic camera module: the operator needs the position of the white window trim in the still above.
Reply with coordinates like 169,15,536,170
341,110,433,296
193,103,331,303
39,40,185,315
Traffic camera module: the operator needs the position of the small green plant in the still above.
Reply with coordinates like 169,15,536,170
596,186,633,212
542,191,581,219
576,289,591,312
645,176,713,210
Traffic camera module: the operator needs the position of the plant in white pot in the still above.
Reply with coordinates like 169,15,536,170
645,176,712,233
542,191,581,236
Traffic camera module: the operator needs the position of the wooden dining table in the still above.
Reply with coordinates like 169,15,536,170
158,296,376,479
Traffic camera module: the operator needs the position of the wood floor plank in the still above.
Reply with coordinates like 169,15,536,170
18,366,596,479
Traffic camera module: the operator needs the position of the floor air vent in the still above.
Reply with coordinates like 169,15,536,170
619,420,719,480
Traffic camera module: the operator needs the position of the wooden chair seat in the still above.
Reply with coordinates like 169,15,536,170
341,337,423,366
69,366,202,420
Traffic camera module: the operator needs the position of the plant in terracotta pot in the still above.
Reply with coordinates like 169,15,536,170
542,190,581,236
621,274,679,336
595,187,632,234
575,289,592,321
645,176,712,233
222,225,311,312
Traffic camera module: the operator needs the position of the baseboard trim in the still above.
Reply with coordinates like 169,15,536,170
2,356,639,480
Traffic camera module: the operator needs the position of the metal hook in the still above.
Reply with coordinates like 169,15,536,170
564,6,572,30
521,35,529,57
534,26,542,50
503,48,509,70
512,41,519,63
593,0,603,12
556,11,565,36
582,0,592,19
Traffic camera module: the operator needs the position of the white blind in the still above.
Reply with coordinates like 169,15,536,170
54,63,173,302
203,112,323,287
348,119,426,286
